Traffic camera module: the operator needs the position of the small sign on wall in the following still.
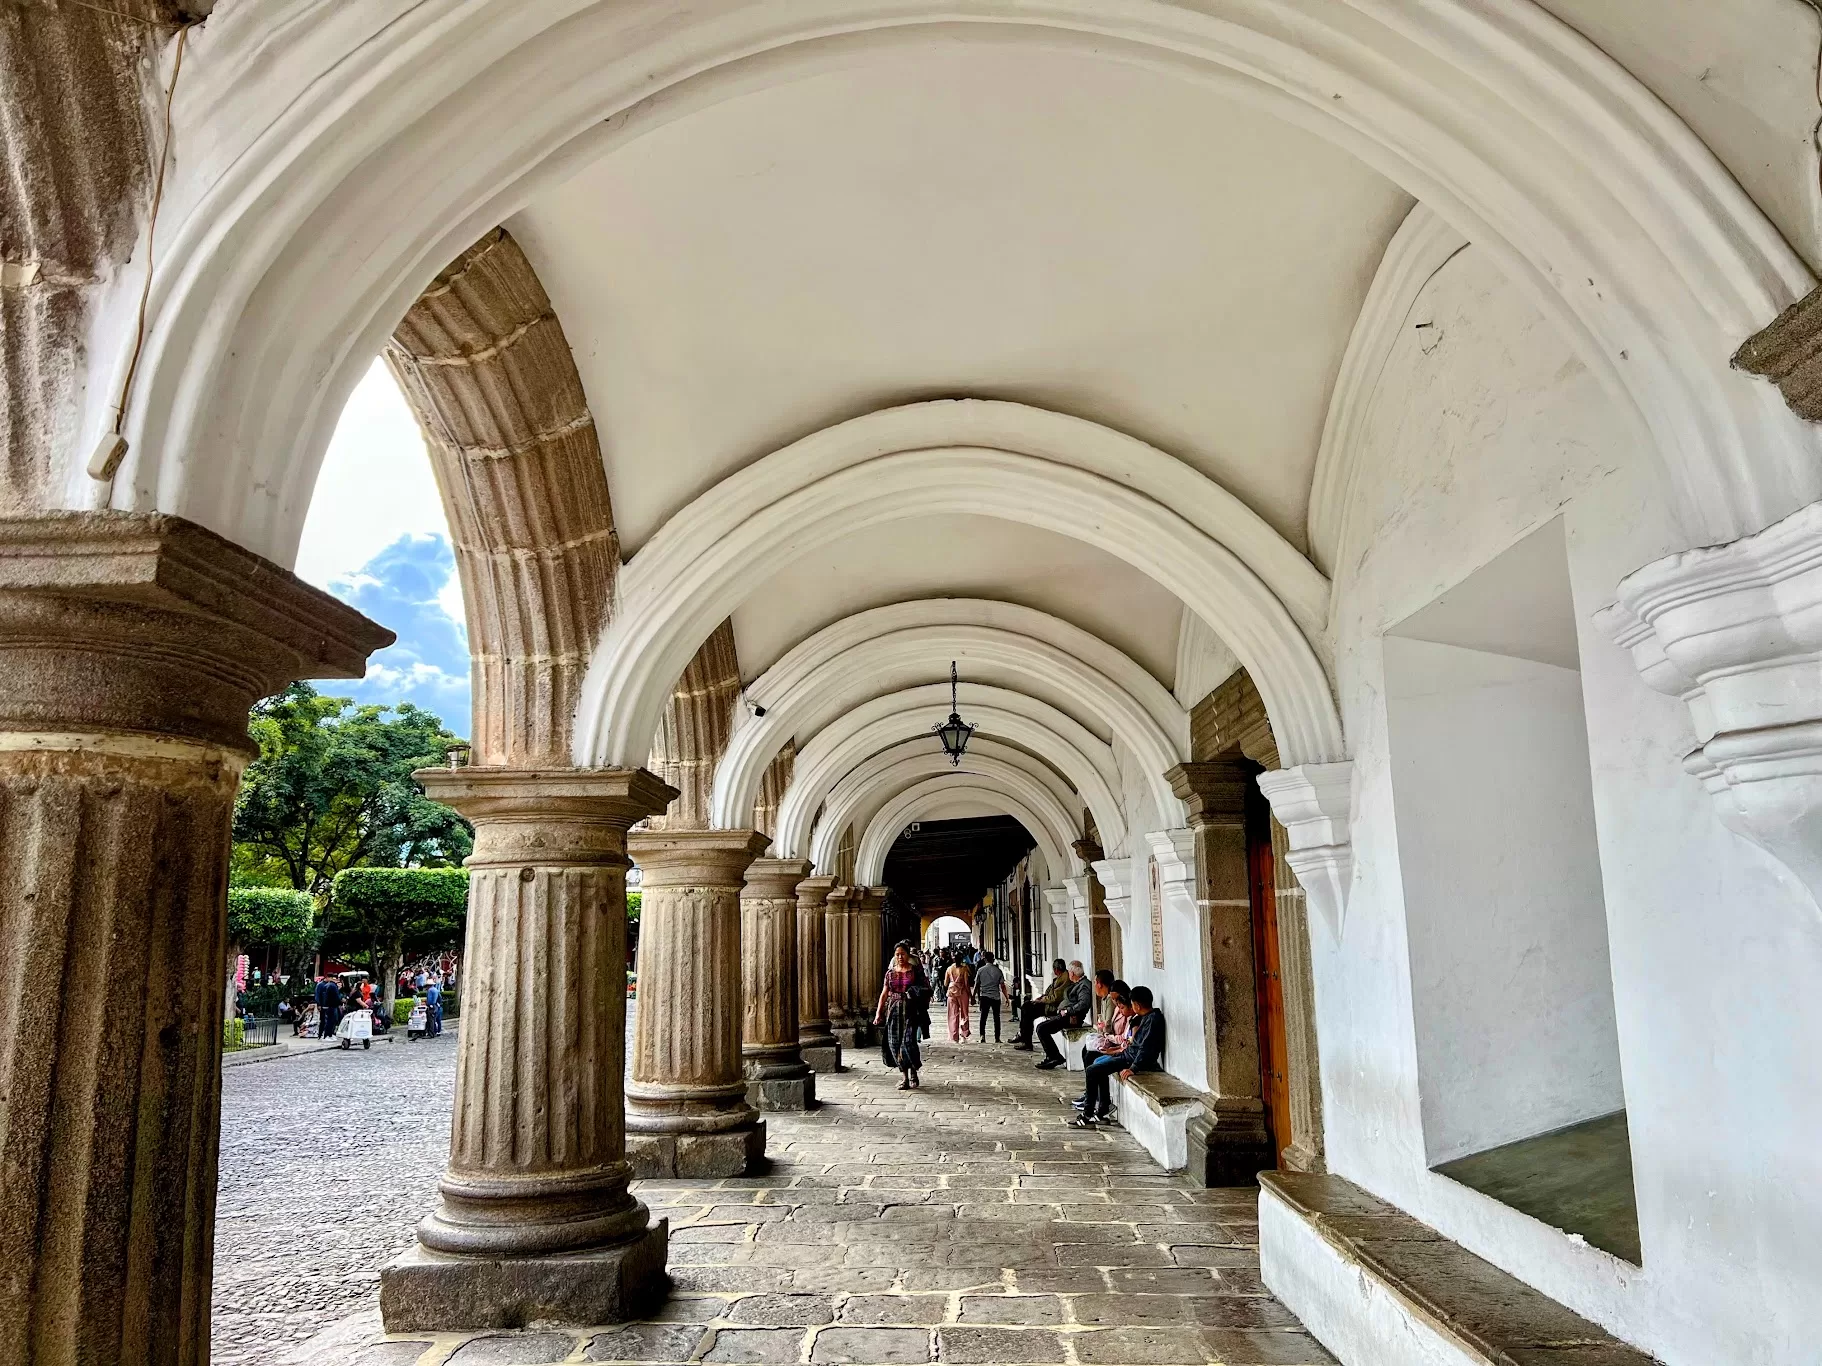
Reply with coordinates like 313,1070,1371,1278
1072,916,1080,945
1149,856,1164,968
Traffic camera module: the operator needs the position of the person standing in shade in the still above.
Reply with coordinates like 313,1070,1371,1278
944,955,973,1041
973,952,1009,1043
314,974,341,1041
1070,984,1166,1127
875,940,930,1089
1014,959,1070,1050
1035,961,1093,1069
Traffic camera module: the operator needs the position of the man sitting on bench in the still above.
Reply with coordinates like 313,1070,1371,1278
1034,960,1093,1070
1014,959,1070,1050
1069,985,1165,1127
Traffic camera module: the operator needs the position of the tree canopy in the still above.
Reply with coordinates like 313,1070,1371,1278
225,887,315,950
327,866,469,1005
232,683,472,895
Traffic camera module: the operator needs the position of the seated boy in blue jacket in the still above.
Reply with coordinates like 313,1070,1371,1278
1070,985,1165,1128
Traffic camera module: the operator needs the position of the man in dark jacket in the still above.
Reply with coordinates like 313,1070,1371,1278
1035,961,1093,1069
1070,985,1165,1126
313,975,341,1040
1014,959,1069,1049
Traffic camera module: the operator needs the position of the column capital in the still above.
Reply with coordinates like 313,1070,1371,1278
1143,827,1200,887
1257,763,1355,933
418,767,677,867
0,510,393,749
1165,759,1256,827
629,827,770,888
745,856,813,902
1597,499,1822,915
796,874,838,907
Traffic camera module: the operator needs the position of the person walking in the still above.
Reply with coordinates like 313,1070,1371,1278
1014,959,1069,1050
973,952,1009,1042
1035,961,1093,1069
944,955,973,1041
875,940,930,1089
1071,985,1166,1127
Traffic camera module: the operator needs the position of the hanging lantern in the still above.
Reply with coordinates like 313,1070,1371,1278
933,660,976,766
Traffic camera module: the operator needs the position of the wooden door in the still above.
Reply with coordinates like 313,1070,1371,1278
1246,785,1293,1167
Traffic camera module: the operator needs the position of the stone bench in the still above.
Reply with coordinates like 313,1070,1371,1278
1112,1070,1209,1171
1259,1172,1661,1365
1061,1027,1095,1071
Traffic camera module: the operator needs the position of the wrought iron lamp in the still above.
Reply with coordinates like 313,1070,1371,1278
933,661,976,766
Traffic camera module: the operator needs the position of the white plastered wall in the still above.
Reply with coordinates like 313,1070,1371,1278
1306,243,1822,1363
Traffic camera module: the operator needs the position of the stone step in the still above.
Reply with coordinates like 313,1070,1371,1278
1260,1172,1660,1365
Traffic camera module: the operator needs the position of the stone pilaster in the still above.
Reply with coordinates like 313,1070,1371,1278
825,885,857,1045
851,887,887,1047
1168,760,1275,1188
795,876,842,1074
625,828,770,1177
381,767,675,1332
742,857,816,1110
0,512,391,1366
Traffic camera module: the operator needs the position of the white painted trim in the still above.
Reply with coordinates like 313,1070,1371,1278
1307,205,1471,578
813,741,1083,876
110,0,1818,572
854,778,1078,888
582,414,1340,771
772,684,1127,860
710,600,1188,832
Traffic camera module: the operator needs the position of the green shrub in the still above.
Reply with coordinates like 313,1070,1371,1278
227,886,315,948
223,1018,245,1051
393,997,415,1024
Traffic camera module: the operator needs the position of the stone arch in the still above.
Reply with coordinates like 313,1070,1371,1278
709,600,1188,832
100,1,1815,568
582,403,1334,773
642,618,740,828
855,779,1074,887
776,687,1126,861
385,227,617,765
814,746,1084,879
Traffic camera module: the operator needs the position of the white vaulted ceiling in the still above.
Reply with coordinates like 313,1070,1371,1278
509,39,1414,560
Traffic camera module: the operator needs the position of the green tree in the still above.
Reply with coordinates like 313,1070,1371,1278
232,683,471,895
328,867,469,1010
223,887,316,1021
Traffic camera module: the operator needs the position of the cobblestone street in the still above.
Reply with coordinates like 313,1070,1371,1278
218,1030,1334,1366
213,1031,459,1365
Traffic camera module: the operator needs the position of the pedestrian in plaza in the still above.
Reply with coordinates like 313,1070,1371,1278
944,954,973,1041
875,940,930,1088
313,974,341,1040
973,952,1009,1042
1070,985,1166,1128
426,977,443,1037
1014,959,1069,1050
1035,960,1093,1069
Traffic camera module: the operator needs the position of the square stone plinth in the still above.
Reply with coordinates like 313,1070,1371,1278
832,1023,876,1050
627,1123,765,1179
748,1073,816,1111
378,1220,667,1332
801,1044,842,1074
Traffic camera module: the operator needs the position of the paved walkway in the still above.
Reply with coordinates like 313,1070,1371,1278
265,1037,1333,1366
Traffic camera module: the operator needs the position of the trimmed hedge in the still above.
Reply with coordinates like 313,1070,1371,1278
223,1018,246,1051
226,886,314,948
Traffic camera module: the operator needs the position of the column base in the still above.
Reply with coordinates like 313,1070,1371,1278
748,1072,816,1110
379,1218,668,1332
626,1122,765,1178
831,1021,876,1049
801,1043,843,1074
1186,1100,1275,1189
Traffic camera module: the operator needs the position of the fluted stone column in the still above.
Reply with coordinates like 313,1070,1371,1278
742,857,815,1110
825,884,858,1046
1169,760,1276,1187
626,828,770,1177
851,887,887,1047
795,875,842,1074
0,512,390,1366
381,768,675,1331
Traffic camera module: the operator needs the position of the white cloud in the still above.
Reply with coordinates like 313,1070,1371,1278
295,358,449,591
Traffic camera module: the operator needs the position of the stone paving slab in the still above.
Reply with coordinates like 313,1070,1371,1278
232,1038,1335,1366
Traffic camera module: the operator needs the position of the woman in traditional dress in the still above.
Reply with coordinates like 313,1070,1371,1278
875,940,930,1089
944,956,973,1042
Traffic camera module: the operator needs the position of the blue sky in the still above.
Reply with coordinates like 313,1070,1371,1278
297,360,472,736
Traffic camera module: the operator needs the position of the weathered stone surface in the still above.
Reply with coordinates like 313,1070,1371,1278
383,768,676,1329
742,857,813,1107
628,829,770,1175
387,228,618,767
801,1044,842,1075
1734,282,1822,423
645,622,741,829
445,1331,579,1364
0,512,389,1366
583,1321,711,1362
796,875,838,1054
